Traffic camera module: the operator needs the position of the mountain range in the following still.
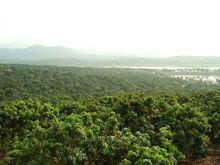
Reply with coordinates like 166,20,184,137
0,45,220,67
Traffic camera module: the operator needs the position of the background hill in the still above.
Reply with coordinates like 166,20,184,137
0,45,220,67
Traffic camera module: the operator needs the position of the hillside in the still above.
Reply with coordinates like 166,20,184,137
1,64,219,101
1,64,220,164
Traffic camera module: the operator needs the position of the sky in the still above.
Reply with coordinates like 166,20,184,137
0,0,220,56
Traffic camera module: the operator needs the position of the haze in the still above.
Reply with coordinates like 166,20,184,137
1,0,220,57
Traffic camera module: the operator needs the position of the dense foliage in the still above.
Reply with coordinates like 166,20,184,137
1,92,220,164
1,64,220,164
0,64,219,102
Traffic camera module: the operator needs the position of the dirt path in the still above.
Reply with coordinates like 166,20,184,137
0,150,2,160
0,138,2,161
179,145,220,165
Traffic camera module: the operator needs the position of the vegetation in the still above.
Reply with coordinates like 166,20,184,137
0,64,220,102
1,64,220,164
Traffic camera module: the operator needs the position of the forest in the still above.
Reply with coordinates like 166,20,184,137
1,64,220,164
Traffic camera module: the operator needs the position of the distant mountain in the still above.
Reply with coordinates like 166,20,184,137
0,45,83,61
0,45,220,67
0,41,36,49
105,55,220,67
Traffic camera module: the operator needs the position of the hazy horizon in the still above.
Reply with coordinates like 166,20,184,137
1,43,220,58
1,0,220,57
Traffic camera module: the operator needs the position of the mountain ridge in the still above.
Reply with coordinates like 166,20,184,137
0,45,220,67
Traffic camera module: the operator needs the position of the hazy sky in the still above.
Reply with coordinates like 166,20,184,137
1,0,220,56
